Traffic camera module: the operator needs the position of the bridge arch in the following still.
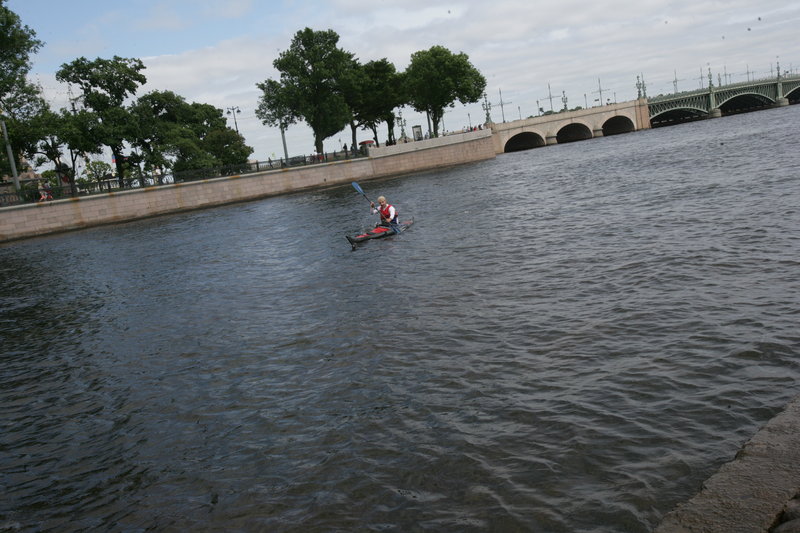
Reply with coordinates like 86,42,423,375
650,107,707,127
556,122,592,143
788,85,800,104
504,131,546,152
602,116,635,136
717,92,775,113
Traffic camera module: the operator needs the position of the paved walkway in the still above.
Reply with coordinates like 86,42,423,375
654,395,800,532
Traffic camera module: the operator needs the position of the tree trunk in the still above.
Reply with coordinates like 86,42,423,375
431,108,443,137
371,126,379,147
349,121,358,153
111,146,125,188
385,116,396,144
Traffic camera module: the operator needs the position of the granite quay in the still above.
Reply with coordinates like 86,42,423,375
0,129,495,243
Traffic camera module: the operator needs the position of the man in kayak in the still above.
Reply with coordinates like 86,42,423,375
370,196,400,233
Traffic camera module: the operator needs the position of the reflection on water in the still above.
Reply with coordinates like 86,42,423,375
1,105,799,532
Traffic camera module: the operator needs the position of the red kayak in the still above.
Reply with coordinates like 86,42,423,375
346,219,414,250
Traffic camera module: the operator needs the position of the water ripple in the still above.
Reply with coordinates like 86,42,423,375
2,106,800,532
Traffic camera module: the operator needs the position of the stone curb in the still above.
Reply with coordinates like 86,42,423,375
654,395,800,533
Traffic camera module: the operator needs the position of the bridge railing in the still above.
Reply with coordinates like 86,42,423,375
648,74,800,103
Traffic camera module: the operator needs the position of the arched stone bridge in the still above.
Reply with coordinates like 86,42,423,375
490,99,651,153
490,74,799,153
648,74,800,124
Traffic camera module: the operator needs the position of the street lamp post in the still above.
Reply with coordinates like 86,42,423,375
397,111,407,140
481,92,492,124
226,106,241,134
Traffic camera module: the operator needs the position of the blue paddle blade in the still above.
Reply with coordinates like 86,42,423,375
351,181,364,195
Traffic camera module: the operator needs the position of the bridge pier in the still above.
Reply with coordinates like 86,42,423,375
592,128,604,138
709,108,722,119
776,97,790,107
546,135,557,145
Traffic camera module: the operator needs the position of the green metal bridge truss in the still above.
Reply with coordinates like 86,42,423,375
647,75,800,119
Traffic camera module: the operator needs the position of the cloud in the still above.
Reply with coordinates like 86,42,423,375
200,0,254,19
134,5,190,31
134,0,256,31
19,0,800,166
141,36,279,104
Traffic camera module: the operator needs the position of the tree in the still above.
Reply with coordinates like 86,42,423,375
337,59,367,152
0,0,44,179
0,0,42,104
178,101,252,171
129,90,252,175
269,28,354,154
56,56,147,186
255,79,299,161
128,90,179,179
83,160,112,188
358,59,405,145
21,103,101,195
202,128,251,167
404,46,486,137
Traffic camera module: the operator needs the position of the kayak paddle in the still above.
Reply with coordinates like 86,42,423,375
351,181,372,205
352,181,399,233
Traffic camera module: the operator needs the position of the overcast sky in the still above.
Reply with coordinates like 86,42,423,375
10,0,800,165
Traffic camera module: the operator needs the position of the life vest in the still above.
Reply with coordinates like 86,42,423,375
379,203,397,223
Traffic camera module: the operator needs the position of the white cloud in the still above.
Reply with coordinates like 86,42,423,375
200,0,254,19
134,5,189,31
18,0,800,166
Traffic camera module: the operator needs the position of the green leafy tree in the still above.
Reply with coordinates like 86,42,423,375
255,78,299,161
58,107,104,193
202,128,251,167
337,59,373,153
176,101,252,172
358,59,405,146
23,103,96,195
83,159,112,185
6,86,48,160
79,159,116,192
0,0,42,95
56,56,147,187
404,45,486,137
129,90,252,175
269,28,354,154
0,0,44,178
129,90,190,179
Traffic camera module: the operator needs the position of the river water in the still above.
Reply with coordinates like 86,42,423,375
2,105,799,532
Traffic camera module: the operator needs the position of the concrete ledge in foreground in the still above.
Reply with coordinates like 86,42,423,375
654,394,800,533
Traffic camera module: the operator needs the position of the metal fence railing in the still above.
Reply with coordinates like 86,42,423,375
172,148,367,182
0,148,369,208
1,179,72,207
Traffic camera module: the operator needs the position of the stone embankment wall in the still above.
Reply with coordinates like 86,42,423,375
655,394,800,533
0,130,494,243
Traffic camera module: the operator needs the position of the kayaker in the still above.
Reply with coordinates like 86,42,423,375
370,196,399,228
